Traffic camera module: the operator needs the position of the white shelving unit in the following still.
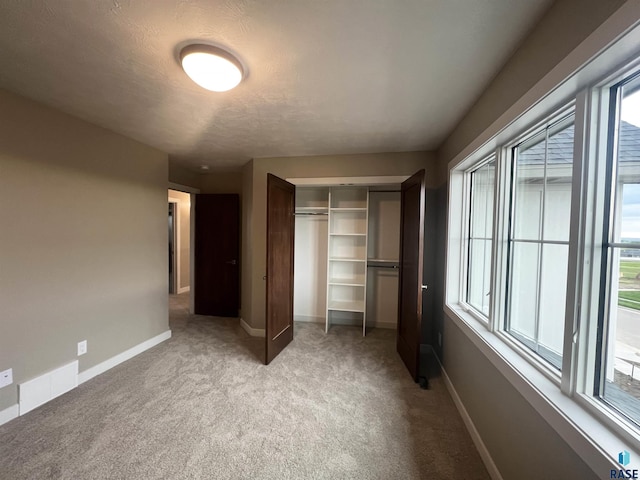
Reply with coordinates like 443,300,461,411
326,187,369,335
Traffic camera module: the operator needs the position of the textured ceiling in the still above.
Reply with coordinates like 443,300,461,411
0,0,554,172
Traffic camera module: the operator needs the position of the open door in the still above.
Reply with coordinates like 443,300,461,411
265,174,295,364
194,194,240,317
397,169,426,381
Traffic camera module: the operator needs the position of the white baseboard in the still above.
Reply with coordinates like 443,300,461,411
0,404,19,426
438,357,503,480
78,330,172,385
240,318,265,338
177,286,190,294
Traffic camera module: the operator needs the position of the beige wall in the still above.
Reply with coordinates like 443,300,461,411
0,89,169,412
244,151,437,329
200,170,243,194
168,162,202,191
168,163,243,195
168,189,191,292
437,0,626,164
436,1,628,478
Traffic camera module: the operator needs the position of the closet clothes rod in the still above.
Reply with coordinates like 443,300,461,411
367,264,399,269
293,212,328,216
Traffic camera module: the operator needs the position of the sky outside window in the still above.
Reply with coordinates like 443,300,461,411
619,88,640,239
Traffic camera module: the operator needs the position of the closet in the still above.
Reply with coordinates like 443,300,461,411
293,185,401,335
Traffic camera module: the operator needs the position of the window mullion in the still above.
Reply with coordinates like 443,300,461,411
561,89,589,394
490,146,511,333
534,127,551,353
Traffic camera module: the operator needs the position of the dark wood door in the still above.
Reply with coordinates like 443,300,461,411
397,169,426,381
265,174,295,365
194,194,240,317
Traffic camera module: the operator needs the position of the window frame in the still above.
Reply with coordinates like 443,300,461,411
460,155,497,323
501,108,576,374
573,61,640,448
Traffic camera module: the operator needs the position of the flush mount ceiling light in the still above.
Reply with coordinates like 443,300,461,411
180,44,244,92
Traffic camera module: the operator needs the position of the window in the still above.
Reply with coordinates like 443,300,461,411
466,159,495,317
597,73,640,425
505,114,575,370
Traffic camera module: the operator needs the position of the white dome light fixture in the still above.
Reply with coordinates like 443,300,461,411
180,44,244,92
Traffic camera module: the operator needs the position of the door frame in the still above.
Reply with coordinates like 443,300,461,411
168,200,179,294
169,182,200,313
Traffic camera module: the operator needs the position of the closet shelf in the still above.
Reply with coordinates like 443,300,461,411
295,206,328,211
329,207,367,212
328,300,365,313
328,257,366,263
294,206,329,216
328,281,365,287
329,233,366,236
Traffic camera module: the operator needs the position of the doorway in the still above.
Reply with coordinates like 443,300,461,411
168,189,193,298
265,173,429,374
168,202,177,294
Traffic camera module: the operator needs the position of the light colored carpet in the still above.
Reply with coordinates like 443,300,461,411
0,294,490,479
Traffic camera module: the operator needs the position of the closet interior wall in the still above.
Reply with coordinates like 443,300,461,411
367,190,401,329
293,187,329,324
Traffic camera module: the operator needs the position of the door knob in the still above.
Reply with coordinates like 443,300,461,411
226,260,237,265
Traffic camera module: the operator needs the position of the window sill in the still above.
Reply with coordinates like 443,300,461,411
444,302,637,476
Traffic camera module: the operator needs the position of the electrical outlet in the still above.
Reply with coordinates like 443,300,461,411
77,340,87,356
0,368,13,388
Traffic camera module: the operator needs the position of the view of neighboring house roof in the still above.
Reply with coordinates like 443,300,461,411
518,121,640,165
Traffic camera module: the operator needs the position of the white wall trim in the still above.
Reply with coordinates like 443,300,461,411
177,286,190,294
438,356,504,480
0,404,19,426
78,330,171,384
240,317,266,338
